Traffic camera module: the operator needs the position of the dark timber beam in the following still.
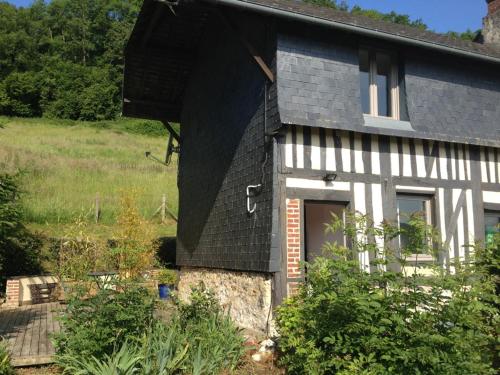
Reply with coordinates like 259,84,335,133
217,11,275,83
162,120,181,143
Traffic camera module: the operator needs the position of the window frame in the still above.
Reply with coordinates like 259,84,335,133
484,210,500,244
396,193,435,262
359,48,400,120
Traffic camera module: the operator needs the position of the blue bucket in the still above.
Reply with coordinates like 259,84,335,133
158,284,171,300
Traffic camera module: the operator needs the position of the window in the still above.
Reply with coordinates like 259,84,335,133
397,194,433,258
484,211,500,244
359,49,400,119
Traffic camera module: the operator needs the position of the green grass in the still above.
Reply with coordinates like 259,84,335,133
0,116,178,238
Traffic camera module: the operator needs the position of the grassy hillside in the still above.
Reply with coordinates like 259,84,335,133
0,117,178,238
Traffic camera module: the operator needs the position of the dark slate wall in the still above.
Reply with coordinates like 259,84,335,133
277,34,365,131
276,33,500,147
177,17,278,272
405,59,500,145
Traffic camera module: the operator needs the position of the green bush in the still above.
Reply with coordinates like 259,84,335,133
0,71,42,117
276,212,499,375
0,339,14,375
54,283,156,361
157,268,177,285
56,283,247,374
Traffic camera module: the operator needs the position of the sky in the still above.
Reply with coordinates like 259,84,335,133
6,0,488,33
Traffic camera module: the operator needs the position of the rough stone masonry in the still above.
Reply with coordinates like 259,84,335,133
177,267,273,335
484,0,500,45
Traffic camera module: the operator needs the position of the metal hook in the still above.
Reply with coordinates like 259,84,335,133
246,184,262,214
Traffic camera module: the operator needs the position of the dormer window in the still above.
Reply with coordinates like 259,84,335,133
359,49,400,120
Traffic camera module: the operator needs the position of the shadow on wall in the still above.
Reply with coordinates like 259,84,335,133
177,15,267,256
157,237,177,267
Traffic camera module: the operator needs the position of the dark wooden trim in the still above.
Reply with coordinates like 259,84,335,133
281,166,478,189
481,182,500,191
286,187,352,202
484,203,500,211
470,145,486,242
161,120,181,143
216,10,275,82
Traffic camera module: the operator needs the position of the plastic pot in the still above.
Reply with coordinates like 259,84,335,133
158,284,173,300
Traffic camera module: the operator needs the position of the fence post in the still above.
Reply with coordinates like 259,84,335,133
95,193,100,223
161,194,166,223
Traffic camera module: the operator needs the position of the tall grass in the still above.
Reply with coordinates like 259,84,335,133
0,117,178,236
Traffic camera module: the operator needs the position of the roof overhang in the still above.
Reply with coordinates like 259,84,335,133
123,0,500,122
123,0,212,122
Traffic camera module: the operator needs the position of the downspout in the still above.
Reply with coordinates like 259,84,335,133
199,0,500,65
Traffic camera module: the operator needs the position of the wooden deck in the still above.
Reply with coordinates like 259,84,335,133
0,302,62,367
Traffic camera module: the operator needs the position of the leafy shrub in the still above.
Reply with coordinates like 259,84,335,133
176,283,247,374
157,268,177,285
277,212,499,375
176,283,221,325
110,192,158,278
54,283,155,362
0,71,42,117
57,217,107,283
56,284,247,374
0,339,14,375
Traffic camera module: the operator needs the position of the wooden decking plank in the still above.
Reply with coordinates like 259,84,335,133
0,308,18,338
38,304,48,357
20,306,34,357
11,303,30,356
30,304,42,356
0,309,12,334
1,302,63,367
5,306,23,347
46,303,57,355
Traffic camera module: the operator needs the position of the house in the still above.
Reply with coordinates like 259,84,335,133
123,0,500,332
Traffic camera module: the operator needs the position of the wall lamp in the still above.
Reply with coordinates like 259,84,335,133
323,173,337,183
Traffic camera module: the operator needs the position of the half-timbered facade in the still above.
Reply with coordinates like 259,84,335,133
123,0,500,332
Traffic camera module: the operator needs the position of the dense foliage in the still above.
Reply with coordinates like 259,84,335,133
53,284,156,360
0,0,141,120
55,283,247,374
0,172,43,290
0,0,480,121
0,339,14,375
277,212,499,374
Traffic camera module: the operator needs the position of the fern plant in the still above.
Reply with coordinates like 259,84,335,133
58,341,142,375
0,339,14,375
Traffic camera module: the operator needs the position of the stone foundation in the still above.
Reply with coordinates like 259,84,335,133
177,267,273,334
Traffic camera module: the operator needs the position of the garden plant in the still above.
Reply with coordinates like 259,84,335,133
54,283,247,375
277,212,499,374
0,339,14,375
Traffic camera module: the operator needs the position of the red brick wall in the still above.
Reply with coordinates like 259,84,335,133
5,279,20,308
489,0,500,15
286,199,303,295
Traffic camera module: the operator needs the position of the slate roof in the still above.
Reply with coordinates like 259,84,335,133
123,0,500,128
234,0,500,61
